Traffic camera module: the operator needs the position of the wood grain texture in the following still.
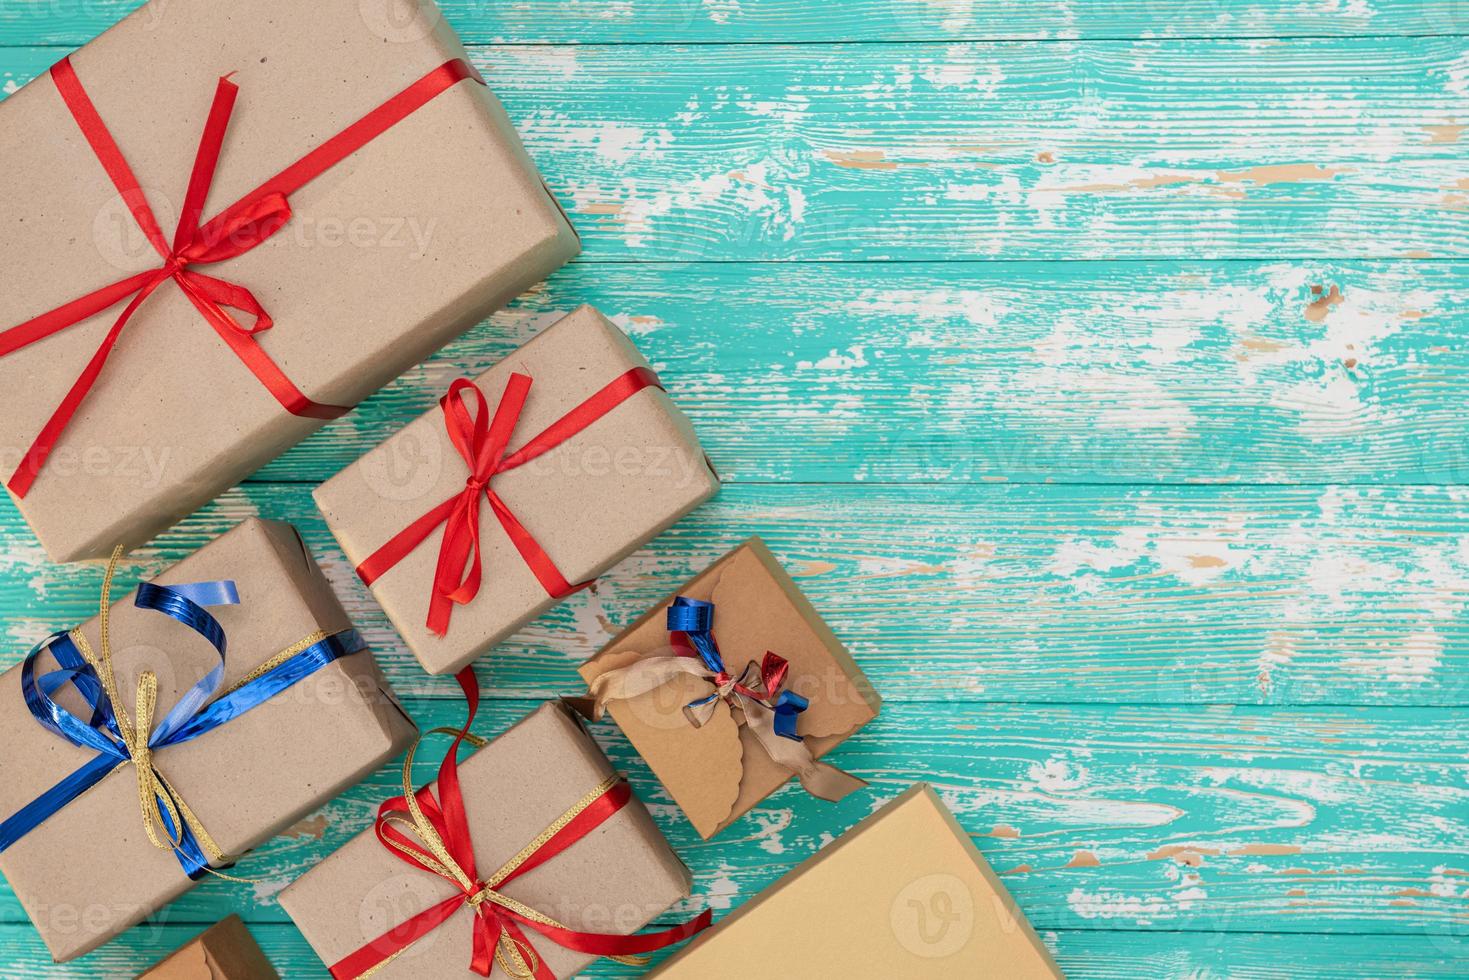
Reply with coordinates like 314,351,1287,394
1,482,1465,707
0,0,1463,46
0,2,1463,978
3,38,1467,260
240,260,1469,486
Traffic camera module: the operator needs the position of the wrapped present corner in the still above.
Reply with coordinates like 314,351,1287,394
576,538,880,838
281,672,709,979
314,305,720,675
651,784,1066,978
136,915,278,979
0,518,417,962
0,0,579,562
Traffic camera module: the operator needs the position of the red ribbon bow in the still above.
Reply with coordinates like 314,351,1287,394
356,367,663,636
0,56,484,497
330,668,711,979
725,651,791,701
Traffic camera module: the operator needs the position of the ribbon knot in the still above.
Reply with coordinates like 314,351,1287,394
0,546,371,879
1,55,486,497
123,669,185,856
666,598,808,739
332,669,710,980
579,597,868,810
356,366,666,637
3,547,242,873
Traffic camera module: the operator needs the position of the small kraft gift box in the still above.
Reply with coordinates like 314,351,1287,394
135,915,278,979
0,518,418,962
280,671,711,979
0,0,579,563
575,538,882,839
315,305,720,676
651,784,1066,979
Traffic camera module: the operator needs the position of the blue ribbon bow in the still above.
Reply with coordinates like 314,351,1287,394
0,569,365,879
667,596,809,741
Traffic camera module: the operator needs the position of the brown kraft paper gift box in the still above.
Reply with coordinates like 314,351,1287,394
0,0,579,563
281,701,695,979
0,518,418,962
314,305,720,676
136,914,279,979
578,538,881,839
652,784,1065,979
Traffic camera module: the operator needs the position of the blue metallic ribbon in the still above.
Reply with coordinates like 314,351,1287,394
667,597,808,741
0,571,365,879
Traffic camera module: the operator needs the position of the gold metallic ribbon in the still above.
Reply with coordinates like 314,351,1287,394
364,730,646,980
69,546,332,872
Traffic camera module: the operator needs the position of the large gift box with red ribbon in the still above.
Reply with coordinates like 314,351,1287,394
650,784,1065,978
280,681,710,979
0,519,417,962
0,0,579,563
314,304,720,675
575,538,881,839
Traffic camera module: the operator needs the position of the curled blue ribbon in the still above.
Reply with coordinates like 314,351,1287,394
667,597,808,741
0,573,365,879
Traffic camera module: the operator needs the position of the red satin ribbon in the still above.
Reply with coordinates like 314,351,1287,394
330,668,712,979
0,56,485,497
741,651,793,701
356,367,664,636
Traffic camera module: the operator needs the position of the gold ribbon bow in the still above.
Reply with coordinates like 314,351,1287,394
66,547,330,872
366,731,646,979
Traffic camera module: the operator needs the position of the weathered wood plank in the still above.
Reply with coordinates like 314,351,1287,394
245,260,1469,486
515,37,1468,261
0,260,1463,488
4,923,1467,980
4,39,1466,260
2,482,1465,706
0,699,1461,941
2,923,1466,980
0,0,1462,48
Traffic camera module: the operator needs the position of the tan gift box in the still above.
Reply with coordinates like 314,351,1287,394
0,518,417,962
577,538,881,839
136,915,278,980
652,783,1065,978
281,702,697,979
0,0,579,563
315,305,720,675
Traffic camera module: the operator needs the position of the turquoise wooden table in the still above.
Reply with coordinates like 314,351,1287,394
1,1,1467,977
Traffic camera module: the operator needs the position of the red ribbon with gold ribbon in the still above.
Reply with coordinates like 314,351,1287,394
355,367,663,636
331,668,711,979
0,55,486,497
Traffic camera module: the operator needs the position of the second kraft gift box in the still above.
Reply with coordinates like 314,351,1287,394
0,0,579,563
0,519,418,962
315,305,720,676
281,690,710,979
576,538,881,839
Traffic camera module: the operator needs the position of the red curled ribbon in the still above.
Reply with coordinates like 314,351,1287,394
0,55,486,497
331,668,711,979
355,367,664,636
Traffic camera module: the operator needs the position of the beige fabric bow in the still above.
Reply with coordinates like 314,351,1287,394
580,650,865,804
